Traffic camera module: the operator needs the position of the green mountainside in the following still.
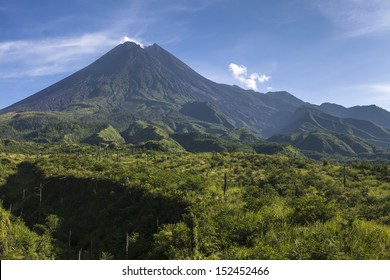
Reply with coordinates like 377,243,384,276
319,103,390,129
275,107,390,150
0,42,304,137
84,124,125,145
269,131,388,159
0,42,390,158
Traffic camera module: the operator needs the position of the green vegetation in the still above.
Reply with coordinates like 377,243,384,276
279,107,390,149
180,101,234,128
0,141,388,260
270,131,390,160
84,124,125,145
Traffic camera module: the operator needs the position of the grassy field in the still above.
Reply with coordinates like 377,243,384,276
0,143,389,259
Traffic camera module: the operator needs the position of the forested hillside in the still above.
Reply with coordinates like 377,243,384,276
0,142,388,259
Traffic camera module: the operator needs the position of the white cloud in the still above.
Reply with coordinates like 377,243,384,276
229,64,247,78
229,63,271,91
249,73,259,80
244,79,258,91
0,33,136,78
258,74,271,83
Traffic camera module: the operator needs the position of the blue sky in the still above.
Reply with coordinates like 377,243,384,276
1,0,390,110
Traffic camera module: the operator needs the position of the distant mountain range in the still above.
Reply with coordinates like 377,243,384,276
1,41,389,158
274,107,390,148
318,103,390,129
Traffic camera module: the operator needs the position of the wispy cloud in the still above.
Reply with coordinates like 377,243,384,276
104,0,216,46
326,83,390,110
361,83,390,103
365,83,390,93
229,63,270,91
0,0,213,80
0,33,133,78
315,0,390,37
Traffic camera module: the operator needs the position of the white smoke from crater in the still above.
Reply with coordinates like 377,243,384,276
120,36,144,48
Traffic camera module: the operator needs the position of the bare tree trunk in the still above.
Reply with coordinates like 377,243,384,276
126,232,129,260
68,230,72,248
343,165,347,192
97,145,101,161
39,183,42,207
223,173,227,195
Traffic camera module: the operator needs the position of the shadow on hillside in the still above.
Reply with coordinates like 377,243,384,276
0,161,187,259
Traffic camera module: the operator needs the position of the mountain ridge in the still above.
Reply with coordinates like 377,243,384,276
274,106,390,149
1,42,390,158
318,102,390,129
0,42,307,137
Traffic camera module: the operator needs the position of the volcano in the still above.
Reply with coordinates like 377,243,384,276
2,42,390,156
0,42,307,136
